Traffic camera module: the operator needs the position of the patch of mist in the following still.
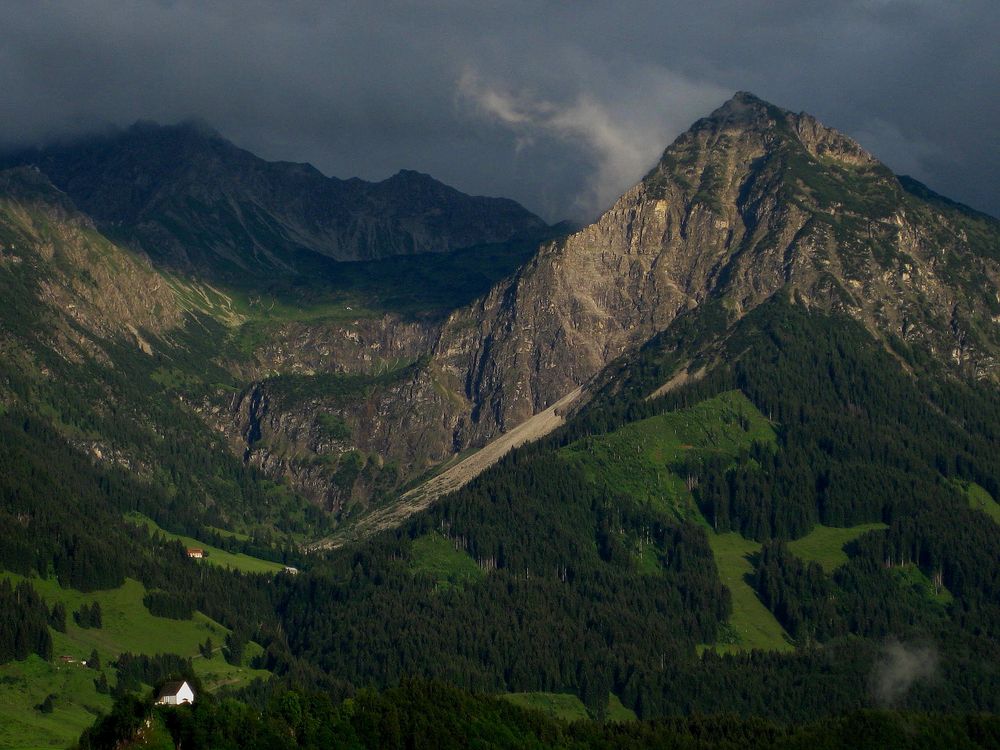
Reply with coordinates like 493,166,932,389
870,639,938,707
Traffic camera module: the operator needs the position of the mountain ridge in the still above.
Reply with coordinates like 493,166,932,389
1,92,997,521
425,91,998,440
0,120,548,275
171,90,996,524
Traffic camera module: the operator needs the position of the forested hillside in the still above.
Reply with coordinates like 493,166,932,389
267,298,1000,720
0,94,998,748
74,680,1000,750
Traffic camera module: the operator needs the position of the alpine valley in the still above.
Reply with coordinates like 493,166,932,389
1,93,999,749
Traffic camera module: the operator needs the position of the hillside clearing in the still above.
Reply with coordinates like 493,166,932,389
788,523,888,572
703,533,793,653
502,692,589,721
0,574,269,749
561,390,776,520
957,480,1000,525
409,532,485,590
125,513,285,574
501,692,637,723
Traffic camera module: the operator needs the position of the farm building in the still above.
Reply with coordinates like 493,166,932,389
186,548,204,559
156,680,195,706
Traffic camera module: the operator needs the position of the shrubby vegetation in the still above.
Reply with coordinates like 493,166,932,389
143,591,195,620
74,602,103,629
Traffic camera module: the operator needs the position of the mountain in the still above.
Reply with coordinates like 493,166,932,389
1,121,547,276
221,91,1000,528
1,93,999,748
245,95,1000,727
435,90,998,438
2,92,997,520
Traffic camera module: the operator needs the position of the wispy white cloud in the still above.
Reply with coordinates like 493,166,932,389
870,640,938,706
458,67,726,219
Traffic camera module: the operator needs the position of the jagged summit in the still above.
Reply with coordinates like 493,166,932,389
703,90,778,123
651,92,878,189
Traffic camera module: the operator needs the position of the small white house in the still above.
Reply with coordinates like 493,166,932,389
156,680,195,706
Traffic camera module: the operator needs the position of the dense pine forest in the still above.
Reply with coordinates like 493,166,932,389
75,680,1000,750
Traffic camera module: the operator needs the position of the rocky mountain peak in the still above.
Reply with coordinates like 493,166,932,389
649,92,878,193
701,90,778,128
424,93,999,454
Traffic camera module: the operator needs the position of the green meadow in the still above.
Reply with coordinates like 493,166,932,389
503,691,590,721
892,564,954,607
606,693,639,722
704,532,793,653
501,692,637,723
788,523,889,572
956,480,1000,525
0,655,112,750
0,574,269,750
561,390,776,520
409,532,485,590
125,513,285,575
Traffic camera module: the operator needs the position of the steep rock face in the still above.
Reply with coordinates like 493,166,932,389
245,315,440,378
207,353,461,512
208,313,457,510
428,93,1000,447
0,167,183,361
2,122,547,275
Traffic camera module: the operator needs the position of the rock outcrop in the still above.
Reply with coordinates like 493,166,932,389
0,167,183,361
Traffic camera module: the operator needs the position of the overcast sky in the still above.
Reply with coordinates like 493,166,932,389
1,1,996,222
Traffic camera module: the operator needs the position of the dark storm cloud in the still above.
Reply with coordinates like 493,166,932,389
1,0,997,221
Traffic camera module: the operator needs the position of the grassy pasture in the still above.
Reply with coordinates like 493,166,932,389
788,523,888,572
501,692,636,723
503,692,589,721
956,480,1000,525
561,390,776,520
704,533,793,653
0,655,112,750
409,532,485,590
125,513,285,575
606,693,639,722
0,574,269,749
892,564,954,607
